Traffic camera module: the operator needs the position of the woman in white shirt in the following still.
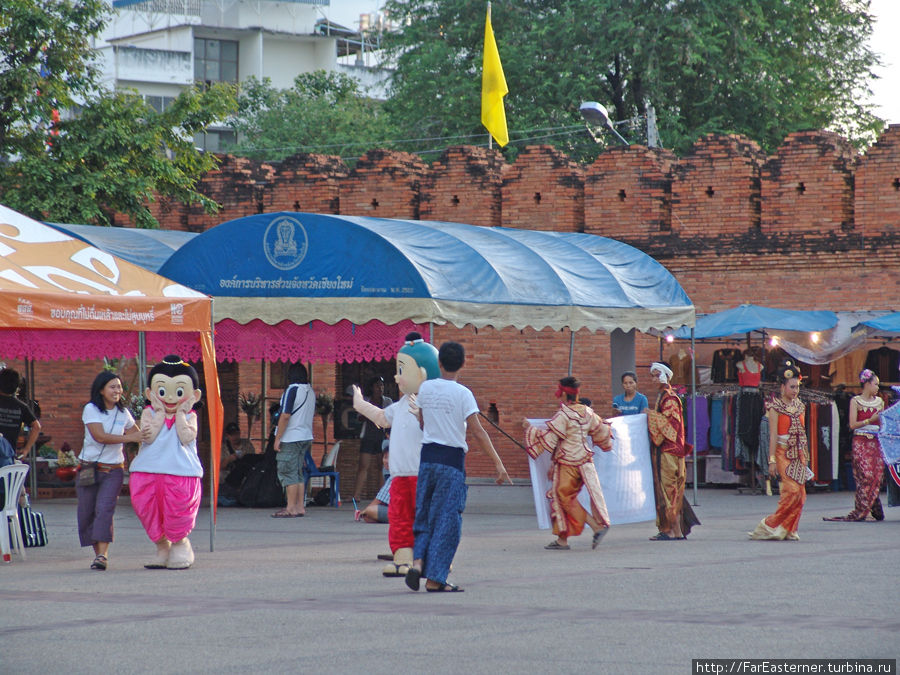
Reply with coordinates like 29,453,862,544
76,371,141,571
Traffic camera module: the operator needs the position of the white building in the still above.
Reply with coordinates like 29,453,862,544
98,0,389,151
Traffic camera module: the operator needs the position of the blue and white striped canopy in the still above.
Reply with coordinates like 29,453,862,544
50,213,695,333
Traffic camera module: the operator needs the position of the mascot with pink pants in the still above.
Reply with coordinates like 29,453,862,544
130,355,204,570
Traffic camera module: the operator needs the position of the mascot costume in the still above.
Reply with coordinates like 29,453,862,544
353,332,439,577
130,355,204,570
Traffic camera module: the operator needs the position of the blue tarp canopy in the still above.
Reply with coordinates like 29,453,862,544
858,312,900,333
667,304,837,339
48,213,695,333
49,222,196,273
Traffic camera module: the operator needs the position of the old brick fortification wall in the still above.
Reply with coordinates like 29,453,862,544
25,125,900,488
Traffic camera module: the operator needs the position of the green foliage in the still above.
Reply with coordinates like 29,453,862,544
0,0,107,156
2,84,236,228
225,71,400,162
381,0,883,157
0,0,237,227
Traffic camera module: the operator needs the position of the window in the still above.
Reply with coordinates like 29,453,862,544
145,95,176,113
194,129,236,153
194,37,238,84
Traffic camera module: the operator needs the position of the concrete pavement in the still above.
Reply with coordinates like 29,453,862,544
1,484,897,674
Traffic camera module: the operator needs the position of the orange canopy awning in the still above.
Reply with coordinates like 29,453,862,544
0,204,223,523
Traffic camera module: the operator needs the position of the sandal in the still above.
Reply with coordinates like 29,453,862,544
544,540,570,550
592,526,609,550
405,567,422,591
649,532,680,540
822,515,863,522
91,555,108,571
426,583,464,592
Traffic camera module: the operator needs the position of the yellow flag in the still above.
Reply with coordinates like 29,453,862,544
481,3,508,147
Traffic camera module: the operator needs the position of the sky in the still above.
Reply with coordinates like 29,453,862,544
866,0,900,124
325,0,900,125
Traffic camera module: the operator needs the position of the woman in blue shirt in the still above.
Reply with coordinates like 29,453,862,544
612,371,648,416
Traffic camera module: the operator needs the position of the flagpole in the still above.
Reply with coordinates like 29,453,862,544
487,1,492,150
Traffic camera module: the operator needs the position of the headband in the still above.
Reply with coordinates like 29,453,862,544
556,384,579,398
650,362,673,383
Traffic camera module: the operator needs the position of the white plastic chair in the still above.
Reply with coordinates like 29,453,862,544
1,463,30,563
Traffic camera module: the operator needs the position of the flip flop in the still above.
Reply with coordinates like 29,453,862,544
544,541,570,550
405,567,422,591
592,526,609,550
426,583,464,593
271,511,303,518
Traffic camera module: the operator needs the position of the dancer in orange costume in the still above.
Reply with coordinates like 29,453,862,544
749,360,809,540
522,376,613,551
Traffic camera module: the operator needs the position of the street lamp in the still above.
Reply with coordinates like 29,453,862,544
579,101,630,146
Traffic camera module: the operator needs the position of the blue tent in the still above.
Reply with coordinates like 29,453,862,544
859,312,900,333
49,222,196,273
668,304,837,339
52,213,695,333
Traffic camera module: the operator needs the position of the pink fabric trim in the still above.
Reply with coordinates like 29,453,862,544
0,319,424,363
164,416,176,429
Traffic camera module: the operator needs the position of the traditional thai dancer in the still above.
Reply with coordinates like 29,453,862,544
824,368,885,522
522,376,613,551
749,359,809,540
130,355,204,569
646,362,700,540
353,332,440,578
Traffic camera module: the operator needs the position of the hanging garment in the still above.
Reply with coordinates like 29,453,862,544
864,346,900,383
712,349,742,383
684,395,710,455
815,403,833,483
709,395,725,450
736,390,764,465
829,351,868,387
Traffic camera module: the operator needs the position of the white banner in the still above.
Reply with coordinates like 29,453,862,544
527,413,656,529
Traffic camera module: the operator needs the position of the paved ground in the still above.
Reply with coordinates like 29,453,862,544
1,484,897,674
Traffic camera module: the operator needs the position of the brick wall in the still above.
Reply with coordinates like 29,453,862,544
501,145,584,232
28,126,900,485
419,145,506,226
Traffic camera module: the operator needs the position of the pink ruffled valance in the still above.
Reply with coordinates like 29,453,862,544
0,319,424,363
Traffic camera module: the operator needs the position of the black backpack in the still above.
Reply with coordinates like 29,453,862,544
237,421,286,508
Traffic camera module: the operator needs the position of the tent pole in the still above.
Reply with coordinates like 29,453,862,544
208,320,217,554
691,328,698,506
26,357,37,497
568,329,574,376
261,359,268,447
138,332,147,393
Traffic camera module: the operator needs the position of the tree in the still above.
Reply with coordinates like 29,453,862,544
1,0,237,227
0,0,106,157
225,71,400,162
381,0,883,157
2,85,237,228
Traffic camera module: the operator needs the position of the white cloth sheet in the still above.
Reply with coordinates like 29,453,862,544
527,413,656,529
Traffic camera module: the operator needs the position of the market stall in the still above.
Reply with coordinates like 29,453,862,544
0,205,223,546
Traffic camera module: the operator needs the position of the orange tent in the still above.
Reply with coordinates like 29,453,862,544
0,205,223,530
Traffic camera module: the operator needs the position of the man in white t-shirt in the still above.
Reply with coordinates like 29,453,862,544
404,341,511,593
272,363,315,517
354,331,440,578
